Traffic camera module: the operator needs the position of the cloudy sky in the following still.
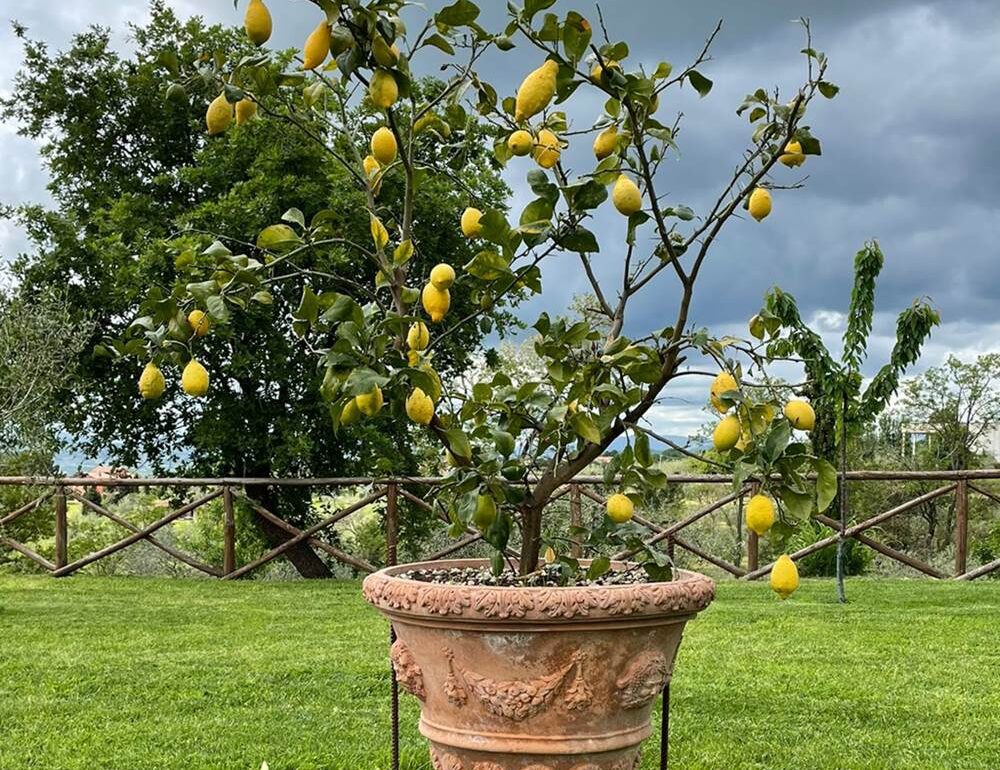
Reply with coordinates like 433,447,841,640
2,0,999,441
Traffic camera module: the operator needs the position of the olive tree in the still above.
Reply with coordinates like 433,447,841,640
120,0,844,581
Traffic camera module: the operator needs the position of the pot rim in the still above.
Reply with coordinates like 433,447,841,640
363,558,715,624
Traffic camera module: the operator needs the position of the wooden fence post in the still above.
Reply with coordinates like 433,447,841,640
54,487,68,571
569,483,583,558
222,486,236,576
955,479,968,577
386,483,400,770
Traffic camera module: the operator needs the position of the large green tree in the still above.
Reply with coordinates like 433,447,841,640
2,1,507,575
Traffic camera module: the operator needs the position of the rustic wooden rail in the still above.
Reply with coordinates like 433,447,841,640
1,470,999,581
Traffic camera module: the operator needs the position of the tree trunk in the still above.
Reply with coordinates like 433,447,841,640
245,480,332,580
518,503,543,575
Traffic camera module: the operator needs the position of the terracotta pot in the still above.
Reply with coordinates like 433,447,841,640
363,559,715,770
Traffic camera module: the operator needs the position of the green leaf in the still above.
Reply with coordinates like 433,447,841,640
519,197,554,229
205,294,229,323
563,179,607,211
686,70,713,97
250,291,273,305
422,34,455,55
444,428,473,459
587,556,612,580
393,239,414,266
436,0,480,27
652,61,673,80
256,224,301,252
202,240,231,258
813,458,839,513
185,281,218,302
281,208,305,228
570,412,602,445
293,286,320,325
635,431,652,467
763,419,791,462
561,11,592,63
780,488,813,520
463,250,511,280
798,135,822,156
560,226,599,254
492,429,516,456
524,0,557,22
818,81,840,99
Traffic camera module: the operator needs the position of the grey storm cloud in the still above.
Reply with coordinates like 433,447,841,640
2,0,999,435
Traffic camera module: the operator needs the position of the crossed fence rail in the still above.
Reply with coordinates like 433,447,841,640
2,470,999,769
2,470,997,581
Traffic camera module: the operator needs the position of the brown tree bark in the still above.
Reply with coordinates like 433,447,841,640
245,481,332,580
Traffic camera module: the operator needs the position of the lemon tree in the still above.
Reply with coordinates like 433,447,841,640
119,0,845,583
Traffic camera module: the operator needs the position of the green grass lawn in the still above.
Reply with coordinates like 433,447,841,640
1,576,998,770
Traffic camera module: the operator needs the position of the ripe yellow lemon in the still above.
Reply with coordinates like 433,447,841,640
473,494,498,529
371,126,397,165
181,360,209,397
507,129,533,156
244,0,272,46
710,371,738,413
405,387,434,425
303,21,331,70
784,400,816,431
363,154,380,178
235,98,257,125
422,283,450,323
407,349,421,367
593,127,618,160
713,414,741,452
205,92,233,135
355,385,384,416
188,309,210,337
748,187,772,222
369,68,398,109
460,207,483,238
606,493,634,523
514,59,558,122
779,140,805,167
612,174,642,216
138,363,165,400
770,554,799,600
406,321,429,351
746,494,776,536
340,398,361,425
533,129,560,169
430,263,456,290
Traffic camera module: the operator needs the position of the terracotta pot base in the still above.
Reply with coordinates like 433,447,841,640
429,743,641,770
364,559,714,769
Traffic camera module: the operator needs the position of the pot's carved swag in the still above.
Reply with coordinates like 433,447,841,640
390,638,425,700
443,647,592,721
617,651,670,709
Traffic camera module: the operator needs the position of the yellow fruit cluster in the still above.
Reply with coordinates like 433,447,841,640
140,358,209,399
421,261,454,324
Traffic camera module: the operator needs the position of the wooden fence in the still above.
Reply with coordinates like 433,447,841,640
2,469,999,581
